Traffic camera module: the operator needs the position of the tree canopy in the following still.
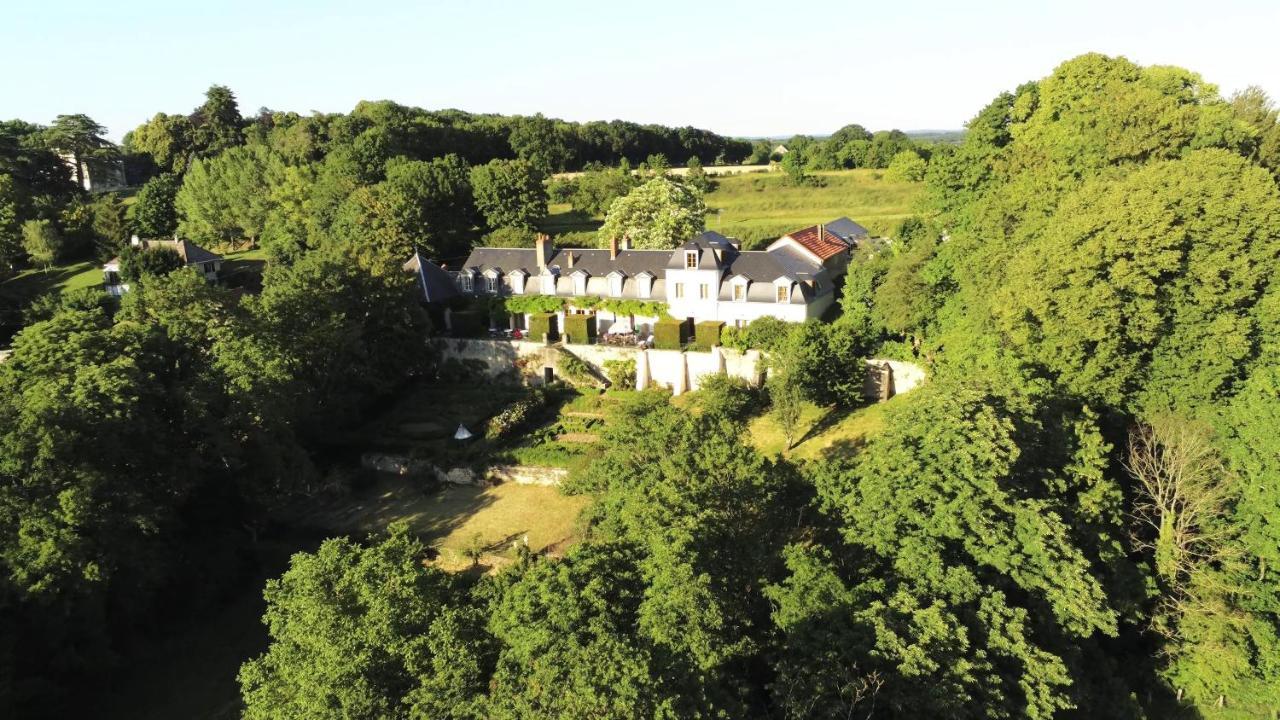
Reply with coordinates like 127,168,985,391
598,177,706,249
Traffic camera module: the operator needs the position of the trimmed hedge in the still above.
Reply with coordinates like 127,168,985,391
528,312,559,342
695,320,724,348
451,310,485,337
563,313,597,344
654,317,687,350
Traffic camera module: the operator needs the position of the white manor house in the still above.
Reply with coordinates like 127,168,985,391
408,218,871,336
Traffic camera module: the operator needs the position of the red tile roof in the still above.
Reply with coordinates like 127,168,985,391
784,225,849,261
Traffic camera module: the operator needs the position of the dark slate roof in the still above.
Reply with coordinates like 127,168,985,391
403,250,460,303
132,238,221,264
458,238,825,287
823,217,870,244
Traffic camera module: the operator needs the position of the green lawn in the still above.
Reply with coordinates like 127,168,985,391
747,397,894,463
219,247,270,292
704,169,923,248
539,168,922,249
1,259,103,304
294,476,590,572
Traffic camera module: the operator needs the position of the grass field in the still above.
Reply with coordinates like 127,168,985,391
704,169,922,248
296,477,590,571
0,259,103,304
747,397,893,462
539,168,922,249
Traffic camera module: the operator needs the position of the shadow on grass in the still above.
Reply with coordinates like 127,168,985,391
539,208,601,235
791,404,855,450
0,261,98,304
220,257,266,293
282,470,500,553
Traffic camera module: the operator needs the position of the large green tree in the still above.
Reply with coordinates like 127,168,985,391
192,84,245,157
772,382,1124,719
992,149,1280,412
175,145,282,246
598,177,705,249
239,524,482,720
129,172,181,238
124,112,196,174
41,114,116,189
469,158,547,231
328,154,475,270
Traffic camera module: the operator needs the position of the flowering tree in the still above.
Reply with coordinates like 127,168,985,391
599,177,706,250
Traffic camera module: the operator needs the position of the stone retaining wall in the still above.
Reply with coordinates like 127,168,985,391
436,338,926,400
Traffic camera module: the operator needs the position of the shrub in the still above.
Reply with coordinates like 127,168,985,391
450,309,485,337
695,320,724,348
654,317,687,350
485,389,550,439
563,313,596,344
528,312,559,342
555,347,598,387
603,358,636,390
720,316,790,351
696,374,759,418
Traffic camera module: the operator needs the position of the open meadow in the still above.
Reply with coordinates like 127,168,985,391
540,168,923,249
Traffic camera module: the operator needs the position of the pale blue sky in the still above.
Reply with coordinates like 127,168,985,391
3,0,1278,142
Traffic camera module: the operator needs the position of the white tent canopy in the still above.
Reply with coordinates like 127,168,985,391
453,424,474,441
606,319,634,334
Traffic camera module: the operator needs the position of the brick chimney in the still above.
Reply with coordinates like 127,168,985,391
535,233,551,271
609,236,619,261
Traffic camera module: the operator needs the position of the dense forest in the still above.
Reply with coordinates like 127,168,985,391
2,51,1280,719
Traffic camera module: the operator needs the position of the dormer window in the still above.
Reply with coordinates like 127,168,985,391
637,272,653,299
541,269,558,296
733,284,746,302
572,271,589,296
460,274,474,292
608,272,624,298
486,277,498,292
509,271,527,295
685,251,697,269
775,284,790,303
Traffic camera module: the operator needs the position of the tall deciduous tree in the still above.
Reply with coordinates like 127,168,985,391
469,158,547,231
239,524,480,720
129,173,181,238
598,177,705,249
20,219,63,268
776,382,1120,719
993,149,1280,412
328,154,475,269
124,113,196,174
175,145,281,246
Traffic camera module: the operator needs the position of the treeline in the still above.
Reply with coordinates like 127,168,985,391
1,87,751,281
126,90,752,177
120,87,754,264
230,53,1280,720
